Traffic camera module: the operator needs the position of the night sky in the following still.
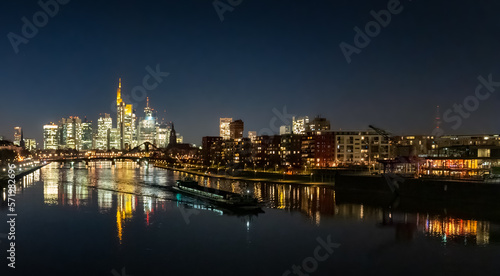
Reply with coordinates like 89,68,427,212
1,0,500,144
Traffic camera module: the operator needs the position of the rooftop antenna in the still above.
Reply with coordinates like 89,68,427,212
435,105,441,131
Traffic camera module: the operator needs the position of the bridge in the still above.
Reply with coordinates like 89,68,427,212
40,142,164,165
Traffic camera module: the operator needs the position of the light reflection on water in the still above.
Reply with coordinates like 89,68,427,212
19,162,495,247
2,162,500,275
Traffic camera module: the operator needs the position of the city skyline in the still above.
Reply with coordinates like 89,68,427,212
2,1,500,144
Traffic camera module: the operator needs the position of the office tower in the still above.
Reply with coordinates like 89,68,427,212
13,127,22,146
248,131,257,142
308,116,330,131
155,123,171,148
279,125,292,135
176,133,183,144
43,124,59,150
220,118,232,140
116,78,135,150
292,116,309,134
137,98,156,145
81,118,93,150
109,128,120,150
61,116,82,150
24,138,37,151
229,119,244,140
97,114,113,150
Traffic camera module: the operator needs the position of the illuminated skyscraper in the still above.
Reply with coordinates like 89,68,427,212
97,114,112,150
137,97,156,145
24,138,37,151
13,127,22,146
155,123,171,148
43,124,59,150
220,118,232,140
248,131,257,142
292,116,309,134
60,117,82,150
116,78,135,150
81,118,93,150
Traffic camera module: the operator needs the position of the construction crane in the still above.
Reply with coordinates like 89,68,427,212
368,125,392,140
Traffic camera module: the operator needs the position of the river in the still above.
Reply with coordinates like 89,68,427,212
1,161,499,275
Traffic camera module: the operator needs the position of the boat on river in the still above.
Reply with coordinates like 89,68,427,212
172,177,264,210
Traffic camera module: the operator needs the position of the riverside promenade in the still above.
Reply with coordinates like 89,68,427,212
154,164,334,186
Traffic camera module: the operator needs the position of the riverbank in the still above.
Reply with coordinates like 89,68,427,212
335,174,500,205
0,163,48,187
154,164,334,186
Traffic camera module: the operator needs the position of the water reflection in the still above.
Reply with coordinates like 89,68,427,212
421,215,490,245
2,162,496,249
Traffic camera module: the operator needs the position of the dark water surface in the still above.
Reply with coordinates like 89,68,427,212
1,162,500,276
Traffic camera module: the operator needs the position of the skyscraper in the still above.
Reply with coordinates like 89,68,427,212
61,116,82,150
24,138,36,151
220,118,232,140
116,78,135,150
97,114,112,150
229,119,244,140
13,127,22,146
43,123,59,150
81,118,93,150
292,116,309,134
137,97,156,145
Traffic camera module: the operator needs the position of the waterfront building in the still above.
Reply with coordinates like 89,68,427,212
13,127,22,146
334,130,390,165
279,125,292,135
292,116,309,134
43,123,59,150
202,136,223,165
280,134,303,167
301,131,335,168
229,119,244,140
220,118,232,140
393,135,436,157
